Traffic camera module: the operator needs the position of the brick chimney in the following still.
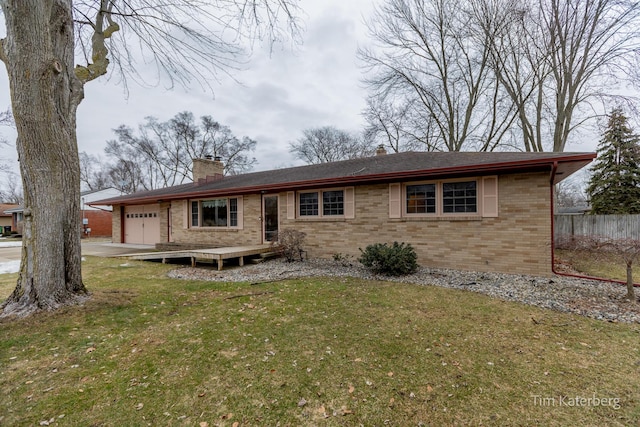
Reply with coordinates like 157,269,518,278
193,155,224,184
376,144,387,156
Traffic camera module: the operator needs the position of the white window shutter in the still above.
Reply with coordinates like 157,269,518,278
482,176,499,217
286,191,295,219
236,196,244,229
389,183,401,218
344,187,355,219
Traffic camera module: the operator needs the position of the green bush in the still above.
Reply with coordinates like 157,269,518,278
358,242,418,276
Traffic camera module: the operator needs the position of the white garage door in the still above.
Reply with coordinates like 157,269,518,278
124,204,161,244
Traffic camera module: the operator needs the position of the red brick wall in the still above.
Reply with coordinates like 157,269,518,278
81,210,113,237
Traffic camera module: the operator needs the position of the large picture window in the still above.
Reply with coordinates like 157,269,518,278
202,199,227,226
191,197,239,227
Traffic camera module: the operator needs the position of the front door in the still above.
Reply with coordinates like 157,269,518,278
263,195,279,242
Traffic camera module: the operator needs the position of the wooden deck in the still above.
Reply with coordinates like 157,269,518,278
121,244,273,270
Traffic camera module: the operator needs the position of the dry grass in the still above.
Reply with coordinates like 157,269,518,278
555,249,631,283
1,257,639,426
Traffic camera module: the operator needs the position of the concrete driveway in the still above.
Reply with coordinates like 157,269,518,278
0,240,155,263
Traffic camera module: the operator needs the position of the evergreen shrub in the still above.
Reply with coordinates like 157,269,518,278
358,242,418,276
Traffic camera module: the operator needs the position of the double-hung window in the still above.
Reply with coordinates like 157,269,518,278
442,181,477,213
299,192,319,216
299,189,345,218
398,179,482,217
322,190,344,216
406,183,436,214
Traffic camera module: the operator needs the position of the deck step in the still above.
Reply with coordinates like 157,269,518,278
250,252,279,263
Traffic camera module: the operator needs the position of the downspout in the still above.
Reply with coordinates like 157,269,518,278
550,162,639,287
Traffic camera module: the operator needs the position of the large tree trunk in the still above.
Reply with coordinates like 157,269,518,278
0,0,87,317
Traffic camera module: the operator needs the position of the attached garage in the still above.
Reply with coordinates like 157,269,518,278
123,204,161,244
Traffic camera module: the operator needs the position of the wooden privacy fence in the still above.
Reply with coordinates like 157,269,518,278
554,214,640,241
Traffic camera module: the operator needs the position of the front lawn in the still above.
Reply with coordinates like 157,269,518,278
1,257,638,426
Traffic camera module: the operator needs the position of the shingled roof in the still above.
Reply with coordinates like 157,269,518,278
92,151,595,206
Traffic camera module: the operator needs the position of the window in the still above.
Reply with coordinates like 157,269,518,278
202,199,227,226
323,191,344,216
406,184,436,214
191,197,239,227
299,190,344,217
191,201,199,226
443,181,477,213
229,198,238,227
299,192,319,216
398,179,481,217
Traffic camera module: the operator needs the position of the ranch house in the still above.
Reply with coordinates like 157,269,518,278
92,150,594,276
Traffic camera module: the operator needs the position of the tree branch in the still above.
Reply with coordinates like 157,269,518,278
74,0,120,83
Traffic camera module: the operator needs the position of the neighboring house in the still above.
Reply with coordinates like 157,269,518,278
0,203,20,232
7,188,121,237
80,188,122,237
556,206,591,215
92,151,595,276
4,205,24,234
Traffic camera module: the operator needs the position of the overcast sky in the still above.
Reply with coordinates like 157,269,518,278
1,0,604,184
1,0,378,174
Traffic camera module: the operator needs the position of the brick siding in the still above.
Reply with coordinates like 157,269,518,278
111,206,122,243
278,172,552,276
168,198,264,246
144,171,551,276
81,210,113,237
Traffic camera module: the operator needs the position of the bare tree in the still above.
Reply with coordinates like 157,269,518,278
478,0,640,152
79,152,112,191
289,126,374,164
359,0,517,152
106,158,146,195
0,108,11,126
558,235,639,302
105,111,257,191
555,178,587,208
0,171,23,204
363,97,436,153
0,108,12,147
0,0,301,317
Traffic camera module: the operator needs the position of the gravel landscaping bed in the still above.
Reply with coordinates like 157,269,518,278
167,258,640,324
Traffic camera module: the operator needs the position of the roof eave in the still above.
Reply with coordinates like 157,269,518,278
91,153,595,206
